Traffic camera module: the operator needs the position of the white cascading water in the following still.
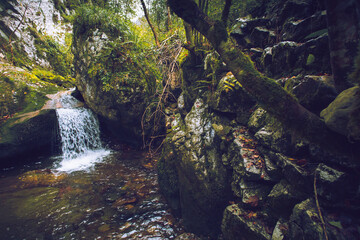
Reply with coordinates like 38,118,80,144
54,91,110,172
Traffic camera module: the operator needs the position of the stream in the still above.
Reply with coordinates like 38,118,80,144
0,91,184,239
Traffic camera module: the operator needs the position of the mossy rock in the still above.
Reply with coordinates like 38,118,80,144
0,109,59,166
320,86,360,139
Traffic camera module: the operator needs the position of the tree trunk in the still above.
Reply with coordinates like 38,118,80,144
167,0,359,159
166,5,172,31
140,0,160,47
325,0,360,92
221,0,232,27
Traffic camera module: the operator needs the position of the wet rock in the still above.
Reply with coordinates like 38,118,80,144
284,75,337,114
222,204,272,240
320,86,360,140
0,109,59,165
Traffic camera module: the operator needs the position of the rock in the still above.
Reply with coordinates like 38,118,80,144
284,75,337,114
315,164,352,202
254,125,293,155
271,218,288,240
0,109,59,166
320,86,360,140
267,180,307,218
209,73,256,124
174,233,201,240
231,18,274,49
72,8,155,146
248,108,267,132
239,179,273,205
276,0,320,25
158,98,232,236
287,198,346,240
157,139,181,215
282,11,327,42
267,152,312,192
261,34,331,78
222,204,272,240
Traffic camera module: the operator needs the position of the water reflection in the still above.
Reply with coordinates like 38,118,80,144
0,149,184,239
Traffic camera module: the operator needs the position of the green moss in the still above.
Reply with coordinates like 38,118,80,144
32,68,75,88
306,54,315,66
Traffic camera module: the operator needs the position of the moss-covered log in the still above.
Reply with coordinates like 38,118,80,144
168,0,359,159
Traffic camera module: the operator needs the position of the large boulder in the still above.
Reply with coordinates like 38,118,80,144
72,6,156,145
0,109,59,166
320,86,360,141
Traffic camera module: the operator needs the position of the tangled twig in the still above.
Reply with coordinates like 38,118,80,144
141,34,183,155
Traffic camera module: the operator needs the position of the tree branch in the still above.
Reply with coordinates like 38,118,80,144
167,0,359,159
140,0,160,47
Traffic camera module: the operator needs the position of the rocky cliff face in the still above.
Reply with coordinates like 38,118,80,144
0,0,71,68
159,0,360,239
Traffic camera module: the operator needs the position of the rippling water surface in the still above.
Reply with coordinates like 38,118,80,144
0,149,184,239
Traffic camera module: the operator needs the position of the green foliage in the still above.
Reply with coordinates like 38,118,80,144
28,26,73,77
73,5,131,40
223,73,242,92
306,54,315,66
304,29,328,40
74,5,160,96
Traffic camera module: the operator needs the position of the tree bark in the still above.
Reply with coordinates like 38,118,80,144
325,0,360,92
140,0,160,47
221,0,232,27
167,0,359,158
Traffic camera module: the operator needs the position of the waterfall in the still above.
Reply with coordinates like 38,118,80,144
56,108,102,159
54,91,110,172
